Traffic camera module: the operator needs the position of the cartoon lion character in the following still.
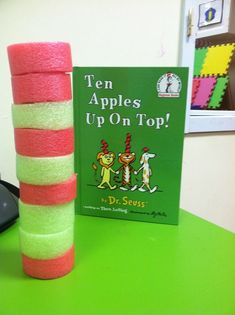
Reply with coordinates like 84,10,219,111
96,139,117,190
117,133,137,191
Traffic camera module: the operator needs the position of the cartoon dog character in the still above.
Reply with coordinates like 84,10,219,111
96,140,116,190
137,147,158,193
116,133,137,191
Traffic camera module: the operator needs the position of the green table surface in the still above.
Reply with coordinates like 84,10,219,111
0,210,235,315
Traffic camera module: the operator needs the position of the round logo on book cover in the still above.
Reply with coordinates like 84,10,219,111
157,73,182,98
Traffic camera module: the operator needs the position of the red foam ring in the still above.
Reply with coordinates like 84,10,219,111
22,245,75,279
7,42,72,75
20,174,77,205
14,128,74,157
12,73,72,104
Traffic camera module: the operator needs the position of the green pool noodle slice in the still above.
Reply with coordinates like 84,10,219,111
208,76,229,109
16,153,74,185
12,100,73,130
19,225,74,259
19,200,75,234
194,47,208,76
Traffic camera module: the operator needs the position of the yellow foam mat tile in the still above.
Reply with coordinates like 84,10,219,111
201,44,235,76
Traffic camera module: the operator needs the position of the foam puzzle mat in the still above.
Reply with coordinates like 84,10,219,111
192,77,217,108
191,78,200,104
201,44,235,76
193,47,208,77
208,76,229,109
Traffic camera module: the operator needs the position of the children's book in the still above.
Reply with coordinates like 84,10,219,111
73,67,188,225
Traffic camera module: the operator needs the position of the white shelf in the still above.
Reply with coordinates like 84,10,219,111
190,109,235,116
189,114,235,132
181,0,235,133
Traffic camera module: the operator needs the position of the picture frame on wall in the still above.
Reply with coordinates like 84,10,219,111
198,0,224,28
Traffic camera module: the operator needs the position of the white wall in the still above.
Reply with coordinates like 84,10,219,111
0,0,182,183
181,133,235,233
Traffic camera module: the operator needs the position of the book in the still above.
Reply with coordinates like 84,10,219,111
73,67,188,225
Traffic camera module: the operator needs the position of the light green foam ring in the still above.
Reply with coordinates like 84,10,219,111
12,100,73,130
19,200,75,234
19,225,74,259
16,153,74,185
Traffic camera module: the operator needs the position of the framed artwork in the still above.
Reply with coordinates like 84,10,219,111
198,0,223,28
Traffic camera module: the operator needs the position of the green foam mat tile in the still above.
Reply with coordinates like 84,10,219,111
193,47,208,77
208,76,229,109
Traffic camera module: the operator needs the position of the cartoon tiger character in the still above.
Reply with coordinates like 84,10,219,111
116,133,137,191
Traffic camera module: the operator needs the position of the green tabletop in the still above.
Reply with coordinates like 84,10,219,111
0,210,234,315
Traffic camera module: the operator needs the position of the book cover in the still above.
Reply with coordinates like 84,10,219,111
73,67,188,225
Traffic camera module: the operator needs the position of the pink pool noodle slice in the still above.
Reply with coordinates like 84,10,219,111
22,245,75,279
12,73,72,104
20,174,77,205
192,77,217,108
14,128,74,157
7,42,72,75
